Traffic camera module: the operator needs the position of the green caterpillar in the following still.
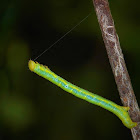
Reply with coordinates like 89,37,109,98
28,60,137,129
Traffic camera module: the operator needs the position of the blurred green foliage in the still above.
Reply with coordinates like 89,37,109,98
0,0,139,139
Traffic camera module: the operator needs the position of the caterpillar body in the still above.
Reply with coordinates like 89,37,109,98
28,60,137,129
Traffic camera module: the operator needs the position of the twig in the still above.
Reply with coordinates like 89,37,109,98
92,0,140,139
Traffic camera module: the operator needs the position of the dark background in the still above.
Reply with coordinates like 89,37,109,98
0,0,140,139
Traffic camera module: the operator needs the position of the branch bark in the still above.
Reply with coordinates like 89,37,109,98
92,0,140,139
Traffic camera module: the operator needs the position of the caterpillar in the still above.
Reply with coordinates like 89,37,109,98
28,60,137,129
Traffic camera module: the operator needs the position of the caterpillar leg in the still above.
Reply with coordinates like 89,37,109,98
123,106,130,111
